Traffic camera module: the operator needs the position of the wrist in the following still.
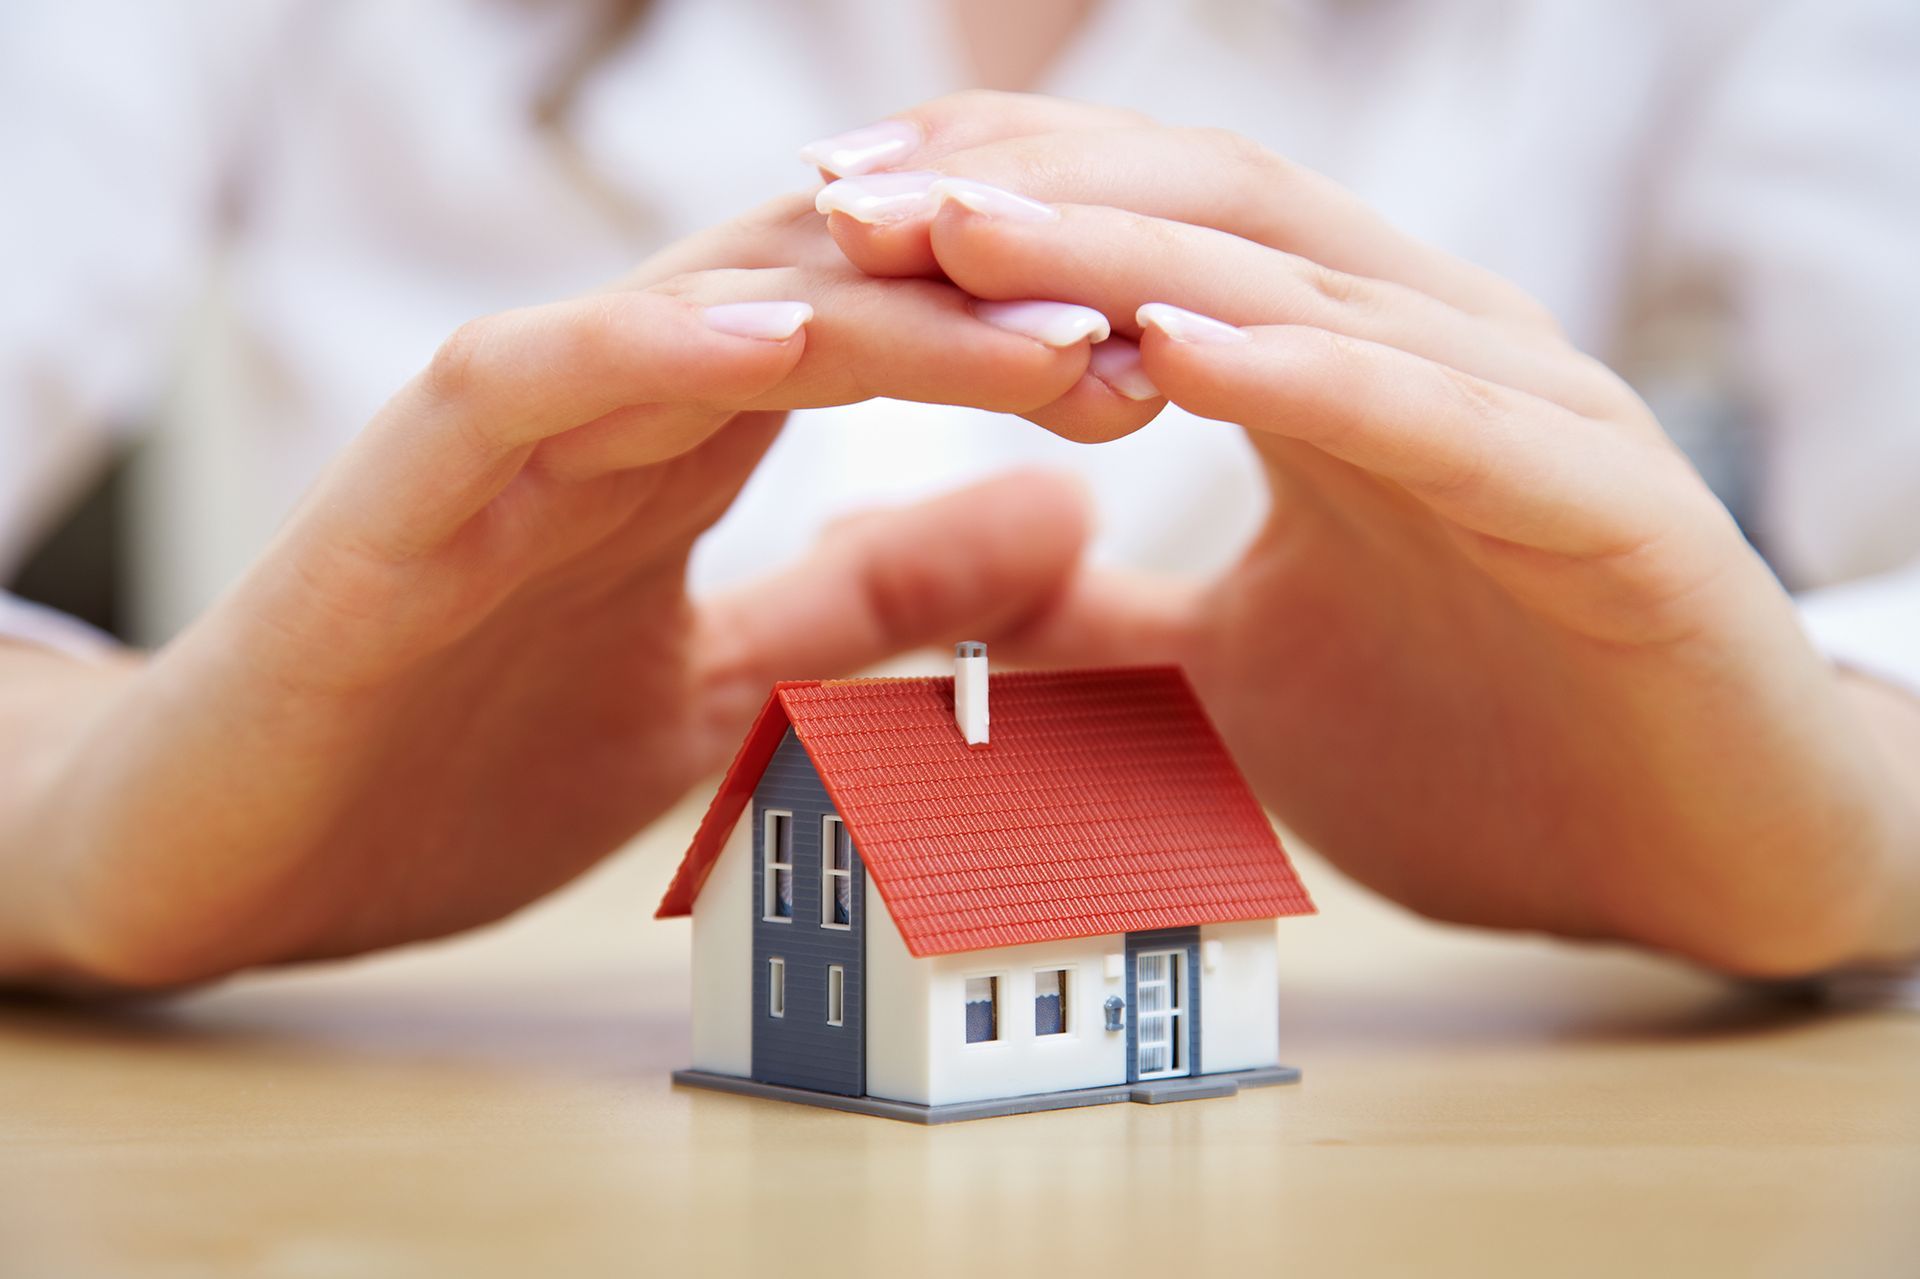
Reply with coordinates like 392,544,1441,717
0,643,146,987
1833,669,1920,964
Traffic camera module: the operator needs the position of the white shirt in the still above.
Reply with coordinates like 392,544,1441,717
2,0,1918,697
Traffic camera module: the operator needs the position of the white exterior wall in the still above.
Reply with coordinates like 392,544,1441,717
688,817,752,1076
709,847,1285,1100
864,894,1130,1107
925,934,1130,1107
1198,919,1282,1072
862,888,933,1105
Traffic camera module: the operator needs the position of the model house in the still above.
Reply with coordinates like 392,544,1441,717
657,643,1316,1123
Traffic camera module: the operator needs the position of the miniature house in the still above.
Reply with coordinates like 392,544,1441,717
657,644,1315,1123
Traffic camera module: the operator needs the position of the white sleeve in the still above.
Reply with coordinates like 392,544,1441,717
0,0,276,581
0,590,117,659
1798,563,1920,697
1647,0,1920,593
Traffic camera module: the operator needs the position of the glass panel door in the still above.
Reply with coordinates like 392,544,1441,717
1135,950,1187,1080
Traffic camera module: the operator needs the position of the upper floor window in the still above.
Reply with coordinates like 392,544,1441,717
762,810,793,921
821,816,853,929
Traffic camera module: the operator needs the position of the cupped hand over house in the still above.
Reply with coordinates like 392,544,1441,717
814,94,1920,976
0,191,1158,992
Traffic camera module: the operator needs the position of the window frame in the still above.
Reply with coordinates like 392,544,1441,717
761,809,794,923
1033,966,1072,1038
826,964,846,1027
963,973,1003,1046
768,957,786,1018
820,815,853,930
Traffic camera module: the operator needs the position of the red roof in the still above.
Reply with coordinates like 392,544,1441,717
656,666,1314,956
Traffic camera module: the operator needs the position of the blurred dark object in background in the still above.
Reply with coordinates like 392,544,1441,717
7,456,130,641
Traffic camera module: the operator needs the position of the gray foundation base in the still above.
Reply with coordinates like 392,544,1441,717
671,1064,1300,1125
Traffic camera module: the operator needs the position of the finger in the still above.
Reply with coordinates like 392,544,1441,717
825,126,1553,328
322,290,814,558
1023,338,1167,443
797,90,1151,178
923,194,1633,418
990,564,1205,673
809,100,1159,279
565,282,1112,477
1135,307,1704,558
665,271,1103,413
618,191,827,290
690,468,1096,737
542,271,1151,477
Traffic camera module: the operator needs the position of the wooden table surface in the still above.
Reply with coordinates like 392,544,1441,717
4,801,1917,1278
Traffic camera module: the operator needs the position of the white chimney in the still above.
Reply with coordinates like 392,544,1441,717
954,641,989,746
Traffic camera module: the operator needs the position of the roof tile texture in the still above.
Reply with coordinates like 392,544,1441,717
657,667,1313,955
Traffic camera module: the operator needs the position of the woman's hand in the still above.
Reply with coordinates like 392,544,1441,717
818,96,1920,975
0,188,1156,991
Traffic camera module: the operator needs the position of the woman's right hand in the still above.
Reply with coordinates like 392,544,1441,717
0,183,1157,992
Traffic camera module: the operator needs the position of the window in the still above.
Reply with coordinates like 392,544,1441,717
1034,968,1069,1036
964,976,999,1044
821,816,853,929
768,958,786,1018
762,811,793,921
827,964,845,1026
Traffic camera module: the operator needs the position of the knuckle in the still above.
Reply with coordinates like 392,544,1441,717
1478,281,1565,337
1300,260,1371,310
1123,211,1191,261
1421,367,1510,496
546,296,627,373
1565,350,1652,421
1194,126,1293,197
1190,126,1270,170
647,270,706,300
1436,360,1510,429
856,541,960,641
732,191,822,245
911,88,1020,136
426,317,495,402
1508,292,1566,337
757,189,820,227
1291,330,1372,438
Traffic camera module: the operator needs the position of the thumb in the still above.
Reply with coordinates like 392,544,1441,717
692,467,1091,724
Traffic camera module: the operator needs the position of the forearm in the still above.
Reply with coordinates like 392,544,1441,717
0,641,143,984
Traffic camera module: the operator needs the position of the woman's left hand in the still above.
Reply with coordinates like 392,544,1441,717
815,98,1920,974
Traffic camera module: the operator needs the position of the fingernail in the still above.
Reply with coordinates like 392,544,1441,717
814,171,941,224
930,177,1059,223
1087,339,1160,401
799,121,921,177
973,300,1111,348
1136,302,1250,344
703,300,814,341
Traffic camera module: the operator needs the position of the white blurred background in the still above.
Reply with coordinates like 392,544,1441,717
3,0,1916,648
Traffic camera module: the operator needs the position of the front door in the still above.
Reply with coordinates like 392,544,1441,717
1134,949,1189,1080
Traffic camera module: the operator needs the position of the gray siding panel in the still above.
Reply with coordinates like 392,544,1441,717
1124,926,1202,1083
750,729,866,1096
